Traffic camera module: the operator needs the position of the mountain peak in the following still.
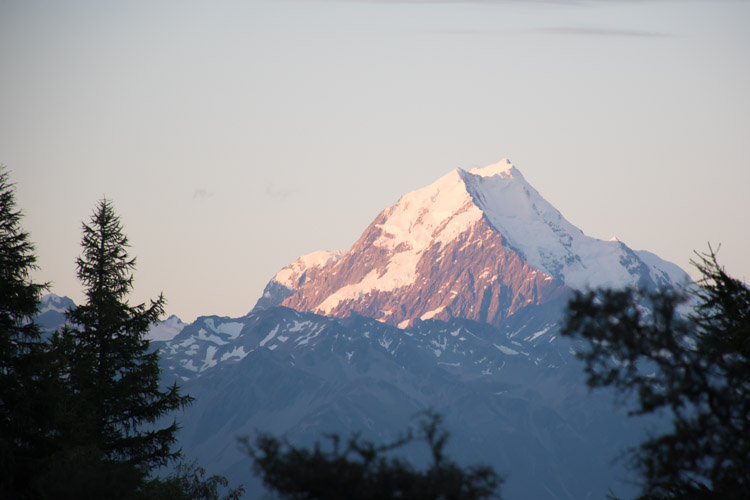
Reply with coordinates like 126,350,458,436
257,159,689,328
468,158,518,178
40,293,76,314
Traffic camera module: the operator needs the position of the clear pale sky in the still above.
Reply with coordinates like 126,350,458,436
2,0,748,323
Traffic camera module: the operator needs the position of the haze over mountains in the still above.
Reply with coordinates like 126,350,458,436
45,160,690,499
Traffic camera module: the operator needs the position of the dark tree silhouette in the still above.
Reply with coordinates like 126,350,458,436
243,412,503,500
0,180,238,498
0,167,53,498
140,460,245,500
48,199,193,497
562,247,749,499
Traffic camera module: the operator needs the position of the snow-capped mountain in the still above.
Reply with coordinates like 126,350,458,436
39,293,76,315
255,159,689,328
148,314,188,342
36,294,77,333
36,294,186,342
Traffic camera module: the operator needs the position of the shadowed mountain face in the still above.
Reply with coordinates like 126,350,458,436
153,160,687,498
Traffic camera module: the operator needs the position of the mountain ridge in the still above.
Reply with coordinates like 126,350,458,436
37,293,186,342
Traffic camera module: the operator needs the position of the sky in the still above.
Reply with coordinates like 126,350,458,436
1,0,748,323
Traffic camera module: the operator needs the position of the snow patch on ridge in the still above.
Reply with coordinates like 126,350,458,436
201,346,218,371
469,158,516,178
260,325,280,347
197,328,227,345
221,346,249,362
421,306,446,321
274,250,345,289
527,325,553,342
494,344,519,356
216,322,244,338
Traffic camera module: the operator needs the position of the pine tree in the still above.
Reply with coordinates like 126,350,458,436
0,166,51,497
51,199,192,497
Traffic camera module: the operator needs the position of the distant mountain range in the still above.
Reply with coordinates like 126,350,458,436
44,160,690,500
38,293,186,342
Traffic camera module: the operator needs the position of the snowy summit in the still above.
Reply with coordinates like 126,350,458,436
255,159,689,328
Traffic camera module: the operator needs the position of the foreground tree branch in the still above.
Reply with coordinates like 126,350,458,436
562,247,749,499
242,411,503,500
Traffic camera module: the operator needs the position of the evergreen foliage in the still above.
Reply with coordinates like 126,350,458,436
0,176,238,498
243,412,503,500
562,247,750,499
0,167,51,498
49,199,193,496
